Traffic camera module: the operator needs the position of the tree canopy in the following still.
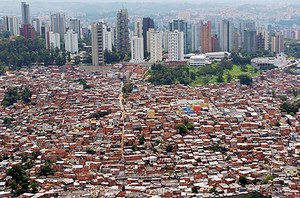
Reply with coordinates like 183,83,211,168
238,74,253,86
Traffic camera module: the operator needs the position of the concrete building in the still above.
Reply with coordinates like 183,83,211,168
130,36,144,63
243,29,257,55
257,26,270,51
47,32,60,49
191,22,201,52
2,16,20,36
135,18,143,38
64,30,78,54
20,23,35,39
218,20,234,52
149,31,163,63
69,18,81,39
91,22,104,66
130,18,144,63
21,2,30,25
32,18,41,36
271,32,284,54
142,17,154,53
169,20,188,54
168,31,184,61
51,13,66,40
240,20,256,47
189,54,211,66
201,21,212,53
116,8,130,53
103,25,113,52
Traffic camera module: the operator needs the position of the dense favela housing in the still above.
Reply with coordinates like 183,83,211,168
0,0,300,197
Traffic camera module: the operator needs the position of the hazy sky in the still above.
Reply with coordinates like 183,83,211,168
0,0,298,2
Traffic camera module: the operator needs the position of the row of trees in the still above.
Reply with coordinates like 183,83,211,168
280,99,300,115
0,36,70,73
104,47,131,64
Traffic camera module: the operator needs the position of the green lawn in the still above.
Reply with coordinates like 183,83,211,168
191,64,260,86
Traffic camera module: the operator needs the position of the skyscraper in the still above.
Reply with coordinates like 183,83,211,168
130,18,144,63
91,22,104,66
240,20,256,47
32,18,41,36
20,2,35,39
142,17,154,53
20,24,35,39
257,26,270,51
271,32,284,54
51,13,66,40
21,2,30,25
69,18,81,39
168,31,184,61
201,21,212,53
191,22,201,52
116,9,130,53
243,29,257,55
3,16,20,36
218,20,234,52
130,36,144,63
169,20,188,54
64,30,78,54
46,32,60,49
149,31,163,63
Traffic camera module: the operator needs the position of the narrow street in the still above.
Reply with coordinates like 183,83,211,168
119,81,125,159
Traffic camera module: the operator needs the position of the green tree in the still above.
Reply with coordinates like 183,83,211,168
239,175,247,186
226,73,232,83
238,74,253,86
192,186,199,193
86,147,96,155
7,164,30,196
30,182,39,193
39,160,56,176
216,74,224,83
139,135,145,145
166,144,173,152
280,102,299,115
176,124,188,134
21,86,32,104
1,87,19,107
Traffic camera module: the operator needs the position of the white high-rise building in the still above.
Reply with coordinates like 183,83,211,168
271,32,284,54
135,17,143,38
162,30,169,52
130,36,144,63
257,26,269,51
47,32,60,49
2,16,20,36
147,28,155,53
130,18,144,63
69,18,81,39
64,30,78,54
168,31,184,61
191,22,202,52
102,24,113,52
91,22,104,66
218,19,234,52
105,30,113,52
149,31,163,63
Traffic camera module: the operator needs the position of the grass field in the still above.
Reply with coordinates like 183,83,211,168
190,64,261,86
